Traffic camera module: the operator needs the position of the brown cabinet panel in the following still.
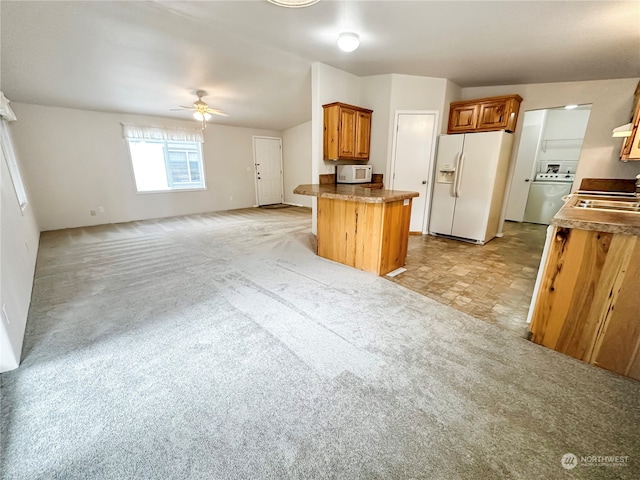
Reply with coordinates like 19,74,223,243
529,227,640,380
338,107,357,157
323,102,373,161
448,104,479,133
447,95,522,134
355,111,372,159
317,197,411,275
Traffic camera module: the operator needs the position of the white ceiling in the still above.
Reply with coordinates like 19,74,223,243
2,1,639,131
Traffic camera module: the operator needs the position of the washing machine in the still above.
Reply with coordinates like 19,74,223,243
523,173,574,224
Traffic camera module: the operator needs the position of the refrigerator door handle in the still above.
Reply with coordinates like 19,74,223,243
454,153,465,198
452,152,462,197
457,154,466,197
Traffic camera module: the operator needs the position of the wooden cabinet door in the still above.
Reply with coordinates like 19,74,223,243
355,111,371,159
477,100,509,131
448,104,478,133
338,107,357,157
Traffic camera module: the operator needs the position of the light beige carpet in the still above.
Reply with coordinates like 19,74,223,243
1,207,638,479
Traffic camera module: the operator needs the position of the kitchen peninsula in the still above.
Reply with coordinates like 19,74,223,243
528,191,640,380
294,184,419,275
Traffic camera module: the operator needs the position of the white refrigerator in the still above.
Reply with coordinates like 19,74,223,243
429,131,514,244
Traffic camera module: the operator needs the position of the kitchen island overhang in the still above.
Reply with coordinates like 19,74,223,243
294,184,419,276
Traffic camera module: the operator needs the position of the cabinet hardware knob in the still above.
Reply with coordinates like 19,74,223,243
422,180,427,184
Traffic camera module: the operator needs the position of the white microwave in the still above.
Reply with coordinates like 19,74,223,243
337,165,372,184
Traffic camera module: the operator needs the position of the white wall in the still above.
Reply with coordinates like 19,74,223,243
1,123,40,372
282,121,312,207
361,75,393,176
442,80,462,133
10,103,281,231
461,78,640,190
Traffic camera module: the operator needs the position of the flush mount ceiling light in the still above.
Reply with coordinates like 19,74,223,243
338,32,360,52
564,104,578,110
267,0,319,7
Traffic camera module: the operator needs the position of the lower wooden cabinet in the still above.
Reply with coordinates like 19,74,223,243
448,94,522,134
529,226,640,380
317,197,411,275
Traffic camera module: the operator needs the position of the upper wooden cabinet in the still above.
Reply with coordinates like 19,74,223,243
323,102,373,161
620,81,640,161
447,94,523,134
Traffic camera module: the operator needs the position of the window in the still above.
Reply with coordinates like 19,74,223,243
123,125,205,193
0,118,28,211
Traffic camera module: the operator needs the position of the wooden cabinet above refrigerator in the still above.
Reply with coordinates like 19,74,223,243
448,94,523,134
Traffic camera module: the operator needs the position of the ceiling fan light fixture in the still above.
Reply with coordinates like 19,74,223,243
267,0,319,7
338,32,359,52
193,111,212,121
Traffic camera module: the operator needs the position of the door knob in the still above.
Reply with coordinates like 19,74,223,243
422,180,427,185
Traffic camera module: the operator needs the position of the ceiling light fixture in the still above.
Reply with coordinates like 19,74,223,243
267,0,319,7
193,111,212,122
337,32,360,52
564,104,578,110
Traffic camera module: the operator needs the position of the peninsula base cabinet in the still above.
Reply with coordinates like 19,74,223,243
528,226,640,380
317,197,411,276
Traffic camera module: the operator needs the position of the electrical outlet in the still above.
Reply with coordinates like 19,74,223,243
98,206,104,213
229,195,233,201
90,210,97,216
2,304,9,325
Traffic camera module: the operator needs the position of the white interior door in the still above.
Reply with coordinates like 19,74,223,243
253,136,283,206
390,112,437,233
505,110,546,221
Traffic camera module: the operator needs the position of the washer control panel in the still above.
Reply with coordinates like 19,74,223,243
535,173,574,183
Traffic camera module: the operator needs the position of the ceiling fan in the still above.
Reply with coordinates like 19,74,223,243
172,90,228,128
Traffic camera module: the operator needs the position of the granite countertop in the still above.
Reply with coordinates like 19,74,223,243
551,193,640,236
294,184,419,203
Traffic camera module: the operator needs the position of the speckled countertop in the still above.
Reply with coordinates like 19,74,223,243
552,193,640,236
293,184,419,203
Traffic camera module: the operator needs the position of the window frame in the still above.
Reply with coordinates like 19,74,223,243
126,138,207,194
0,119,29,213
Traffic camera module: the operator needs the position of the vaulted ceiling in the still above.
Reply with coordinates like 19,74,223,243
2,1,639,131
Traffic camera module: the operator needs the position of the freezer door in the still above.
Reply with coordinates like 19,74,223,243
429,134,464,235
451,131,504,241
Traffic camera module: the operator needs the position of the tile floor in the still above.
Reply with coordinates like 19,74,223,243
388,222,548,336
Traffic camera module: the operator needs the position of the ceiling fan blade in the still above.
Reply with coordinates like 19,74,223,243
205,108,229,117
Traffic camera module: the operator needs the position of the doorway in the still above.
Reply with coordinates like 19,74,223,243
505,105,591,223
253,136,284,206
389,111,438,233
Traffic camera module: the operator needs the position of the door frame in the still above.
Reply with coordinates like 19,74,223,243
252,136,284,207
388,110,440,234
